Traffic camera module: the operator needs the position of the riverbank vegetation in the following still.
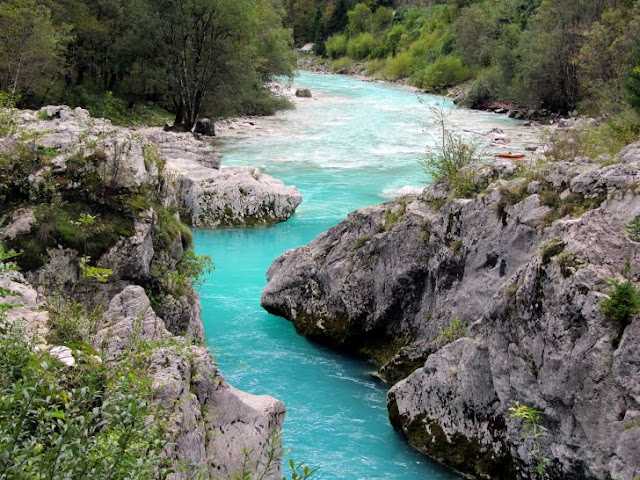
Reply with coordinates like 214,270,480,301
0,0,296,130
288,0,640,120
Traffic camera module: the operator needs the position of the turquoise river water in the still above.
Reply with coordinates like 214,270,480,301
194,71,537,479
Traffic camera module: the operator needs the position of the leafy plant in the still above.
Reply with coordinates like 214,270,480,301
419,106,480,184
0,245,20,333
287,459,319,480
78,255,113,284
625,216,640,242
46,296,102,346
0,327,169,480
509,401,549,479
0,247,168,479
436,317,468,343
155,206,192,252
0,92,17,136
556,251,580,278
601,278,640,329
177,249,214,286
353,236,370,250
540,239,565,264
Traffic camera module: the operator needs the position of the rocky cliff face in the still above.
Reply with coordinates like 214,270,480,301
261,145,640,479
1,106,288,479
97,286,285,480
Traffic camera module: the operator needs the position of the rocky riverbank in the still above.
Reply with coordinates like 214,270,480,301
0,105,294,479
10,106,302,228
261,143,640,479
297,55,580,123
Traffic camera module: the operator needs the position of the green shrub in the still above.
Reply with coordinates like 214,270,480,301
325,34,348,59
625,216,640,242
460,67,501,107
540,239,565,264
509,401,549,479
556,251,580,278
177,249,214,285
155,206,192,252
8,203,135,271
627,61,640,114
241,87,294,116
46,297,102,346
384,200,407,230
353,236,370,249
419,107,480,183
601,278,640,329
540,191,606,226
383,52,413,80
330,57,354,73
436,317,468,343
542,110,640,163
384,24,408,57
77,90,172,127
346,33,377,60
414,56,472,91
0,135,44,207
0,326,168,480
0,92,17,136
364,59,385,76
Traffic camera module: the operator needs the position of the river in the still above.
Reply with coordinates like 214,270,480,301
194,71,537,480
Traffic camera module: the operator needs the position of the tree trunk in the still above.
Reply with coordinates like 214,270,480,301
173,98,184,129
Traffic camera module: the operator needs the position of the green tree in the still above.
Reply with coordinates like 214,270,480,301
347,3,372,35
254,0,296,82
0,0,69,100
629,60,640,113
156,0,258,130
578,4,640,113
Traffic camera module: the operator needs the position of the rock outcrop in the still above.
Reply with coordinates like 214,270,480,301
143,128,302,227
261,145,640,479
1,106,287,479
96,286,285,480
172,164,302,228
11,106,301,228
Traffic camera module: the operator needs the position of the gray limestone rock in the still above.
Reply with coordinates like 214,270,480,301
99,211,156,281
15,106,156,190
94,286,284,480
94,285,172,360
262,156,640,479
141,128,302,227
172,164,302,228
0,271,48,338
10,109,301,230
143,129,222,169
0,208,35,240
152,346,284,480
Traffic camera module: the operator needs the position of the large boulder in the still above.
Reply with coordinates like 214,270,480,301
194,118,216,137
141,128,302,227
261,155,640,479
172,163,302,228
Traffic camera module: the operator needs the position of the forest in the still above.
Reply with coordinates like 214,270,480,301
287,0,640,116
2,0,640,125
0,0,296,129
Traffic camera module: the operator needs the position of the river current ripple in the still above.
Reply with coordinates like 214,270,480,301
194,71,537,480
